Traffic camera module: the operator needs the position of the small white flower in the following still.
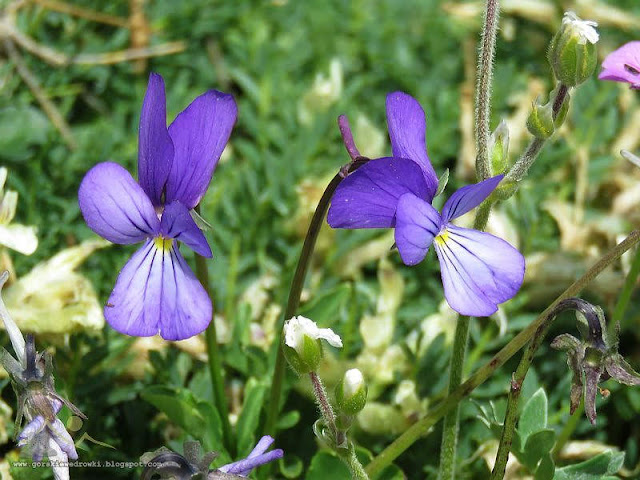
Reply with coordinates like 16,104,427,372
284,315,342,352
562,11,599,45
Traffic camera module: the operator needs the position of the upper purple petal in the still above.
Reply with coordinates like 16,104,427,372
599,41,640,88
165,90,237,209
138,73,175,207
434,225,525,316
441,175,502,223
160,201,212,257
327,157,430,229
394,193,441,265
78,162,160,244
386,92,438,201
105,240,212,340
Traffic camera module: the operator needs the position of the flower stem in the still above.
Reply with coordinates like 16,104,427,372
364,230,640,478
339,445,370,480
475,0,500,181
263,160,368,437
490,298,583,479
438,316,470,480
310,372,369,479
194,245,234,455
309,371,338,437
505,84,569,184
612,244,640,332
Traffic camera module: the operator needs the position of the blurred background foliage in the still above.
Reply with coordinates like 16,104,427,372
1,0,640,478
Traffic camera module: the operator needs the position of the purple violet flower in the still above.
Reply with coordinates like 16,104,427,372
218,435,283,476
599,41,640,89
78,73,237,340
328,92,524,316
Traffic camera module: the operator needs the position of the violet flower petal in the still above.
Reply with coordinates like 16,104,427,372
138,73,175,207
328,157,429,229
219,449,284,476
166,90,237,209
47,418,78,460
394,193,441,265
385,92,438,200
105,240,160,337
441,175,503,223
106,240,212,340
47,438,70,480
78,162,160,244
434,225,525,316
599,41,640,89
160,246,212,340
161,201,212,257
18,415,46,444
246,436,274,458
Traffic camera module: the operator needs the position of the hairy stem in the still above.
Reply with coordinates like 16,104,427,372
365,230,640,477
340,446,370,480
475,0,501,181
505,84,569,184
438,316,470,480
309,371,337,436
263,159,368,437
193,233,234,454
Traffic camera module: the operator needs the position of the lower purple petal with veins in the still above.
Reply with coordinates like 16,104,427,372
105,240,211,340
328,157,430,229
434,225,524,316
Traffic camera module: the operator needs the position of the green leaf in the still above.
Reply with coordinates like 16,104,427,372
520,429,556,471
306,451,351,480
519,388,548,444
0,106,51,161
554,450,625,479
235,378,267,455
279,454,305,479
535,454,555,480
276,410,301,430
141,385,222,452
298,284,351,327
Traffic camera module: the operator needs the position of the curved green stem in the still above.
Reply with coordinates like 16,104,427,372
612,245,640,332
438,316,470,480
364,230,640,478
194,238,233,454
263,160,368,437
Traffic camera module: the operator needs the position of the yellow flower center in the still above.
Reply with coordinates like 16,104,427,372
435,230,449,246
153,236,173,252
